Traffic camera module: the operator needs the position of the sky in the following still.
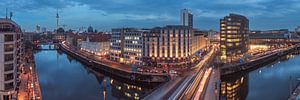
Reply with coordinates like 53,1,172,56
1,0,300,32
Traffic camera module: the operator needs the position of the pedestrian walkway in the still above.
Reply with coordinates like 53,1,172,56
204,67,220,100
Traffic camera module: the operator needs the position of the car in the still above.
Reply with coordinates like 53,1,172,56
169,70,177,74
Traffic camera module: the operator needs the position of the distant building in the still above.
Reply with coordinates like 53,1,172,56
191,30,207,55
181,9,193,27
53,27,66,42
295,26,300,34
23,32,35,42
79,33,110,56
143,25,193,67
88,25,94,33
251,29,289,34
220,14,249,62
249,32,291,45
41,27,47,33
0,18,23,100
36,25,41,33
110,28,145,65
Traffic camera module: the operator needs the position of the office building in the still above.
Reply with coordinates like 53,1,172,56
0,18,23,100
143,25,193,68
181,9,193,27
220,14,249,62
110,28,145,65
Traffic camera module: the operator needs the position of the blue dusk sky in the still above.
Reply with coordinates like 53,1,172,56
1,0,300,32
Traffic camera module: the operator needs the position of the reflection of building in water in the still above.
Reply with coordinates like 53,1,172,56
89,68,155,100
110,78,153,100
221,74,249,100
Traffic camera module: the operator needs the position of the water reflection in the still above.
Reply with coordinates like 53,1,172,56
221,73,249,100
221,51,300,100
34,45,157,100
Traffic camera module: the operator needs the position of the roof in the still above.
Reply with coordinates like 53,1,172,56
0,18,21,33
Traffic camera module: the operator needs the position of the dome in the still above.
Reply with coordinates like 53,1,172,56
57,27,65,33
88,25,93,32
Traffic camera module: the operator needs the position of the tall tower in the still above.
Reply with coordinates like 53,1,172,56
181,9,193,27
56,9,59,30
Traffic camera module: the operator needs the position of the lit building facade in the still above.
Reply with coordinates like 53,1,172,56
191,30,207,55
181,9,193,27
110,28,144,65
80,33,110,56
221,74,249,100
220,14,249,62
143,25,192,67
0,18,23,100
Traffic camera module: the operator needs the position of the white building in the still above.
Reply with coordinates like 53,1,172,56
0,18,23,100
80,33,110,56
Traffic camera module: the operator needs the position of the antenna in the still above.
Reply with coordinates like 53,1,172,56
9,12,13,20
5,8,8,19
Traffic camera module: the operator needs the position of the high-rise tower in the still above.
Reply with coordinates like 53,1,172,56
181,9,193,27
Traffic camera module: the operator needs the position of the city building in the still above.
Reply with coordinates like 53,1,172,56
110,28,145,65
191,30,207,55
88,25,94,33
295,26,300,35
36,25,41,33
251,29,289,34
53,27,66,42
79,33,111,56
143,25,193,68
0,18,23,100
181,9,193,27
249,31,291,45
220,14,249,62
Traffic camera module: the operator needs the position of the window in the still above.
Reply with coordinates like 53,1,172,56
4,64,13,71
4,82,14,90
4,35,14,42
4,73,14,81
4,54,14,62
4,44,14,52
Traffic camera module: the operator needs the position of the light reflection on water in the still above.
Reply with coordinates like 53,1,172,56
221,53,300,100
34,45,158,100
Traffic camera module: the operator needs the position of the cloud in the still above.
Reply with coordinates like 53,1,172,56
2,0,300,31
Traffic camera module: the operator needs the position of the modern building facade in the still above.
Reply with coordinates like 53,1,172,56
110,28,145,65
220,14,249,62
0,18,23,100
143,25,193,67
181,9,193,27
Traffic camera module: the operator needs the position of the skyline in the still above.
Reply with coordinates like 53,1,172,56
2,0,300,31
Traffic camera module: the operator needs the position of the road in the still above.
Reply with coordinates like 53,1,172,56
167,47,216,100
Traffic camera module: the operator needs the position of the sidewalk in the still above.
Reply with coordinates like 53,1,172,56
203,67,220,100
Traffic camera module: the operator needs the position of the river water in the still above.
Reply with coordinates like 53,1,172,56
221,51,300,100
34,45,158,100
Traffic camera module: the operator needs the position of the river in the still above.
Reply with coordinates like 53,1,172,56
221,51,300,100
34,45,158,100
